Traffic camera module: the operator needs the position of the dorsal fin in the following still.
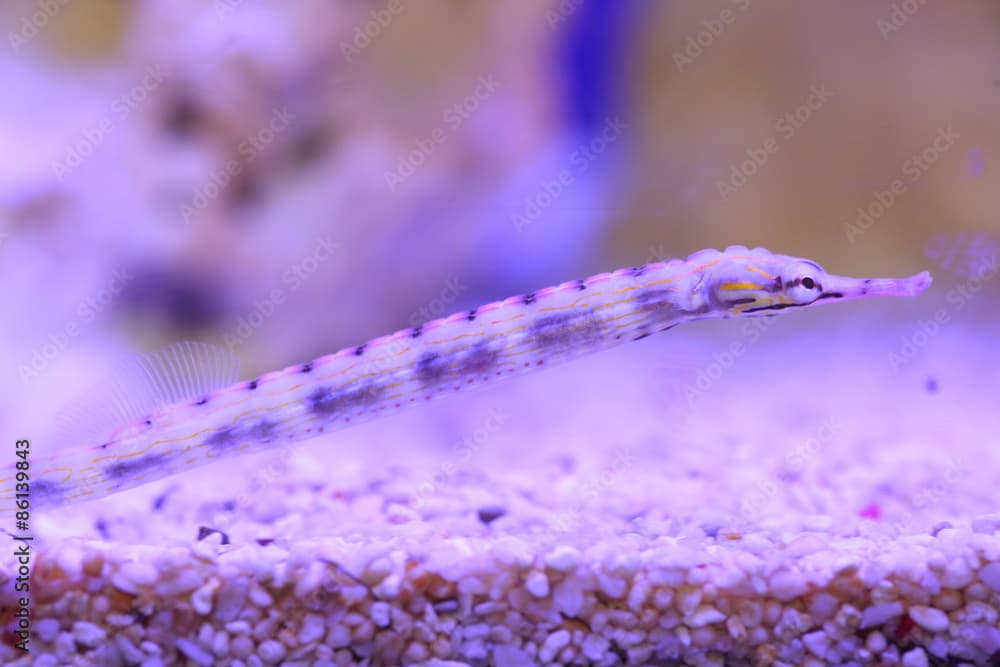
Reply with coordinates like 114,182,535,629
53,342,240,449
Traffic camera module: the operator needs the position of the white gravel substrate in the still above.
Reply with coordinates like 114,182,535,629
8,524,1000,666
4,315,1000,666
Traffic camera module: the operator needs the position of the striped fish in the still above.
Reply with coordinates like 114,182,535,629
0,246,932,514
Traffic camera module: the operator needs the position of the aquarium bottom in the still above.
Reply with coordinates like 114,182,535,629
9,524,1000,666
8,328,1000,666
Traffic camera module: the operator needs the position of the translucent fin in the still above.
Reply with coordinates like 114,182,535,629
52,342,241,449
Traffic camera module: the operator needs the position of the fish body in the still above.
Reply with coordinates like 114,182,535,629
0,246,932,513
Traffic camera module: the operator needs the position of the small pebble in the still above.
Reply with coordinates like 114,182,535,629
927,636,949,658
35,618,60,643
545,545,580,572
299,613,326,644
978,563,1000,592
866,631,887,654
433,599,459,613
902,646,929,667
553,579,584,616
802,630,830,659
493,644,532,666
971,514,1000,534
175,638,214,667
909,605,949,633
686,605,725,628
524,571,549,598
191,579,218,615
258,639,287,663
71,621,106,648
860,602,903,629
768,569,807,601
539,629,571,662
371,601,392,628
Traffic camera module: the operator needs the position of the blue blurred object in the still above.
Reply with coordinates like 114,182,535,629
463,0,646,300
558,0,639,135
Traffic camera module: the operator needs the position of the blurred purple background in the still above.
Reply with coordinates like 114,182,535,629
1,0,998,442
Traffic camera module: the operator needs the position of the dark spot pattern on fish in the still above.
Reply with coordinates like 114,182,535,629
206,427,238,453
31,479,65,502
530,312,604,351
307,384,386,417
104,453,171,481
459,344,500,375
248,420,278,441
415,352,448,386
208,419,278,454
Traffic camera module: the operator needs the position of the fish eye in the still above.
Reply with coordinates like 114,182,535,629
784,270,823,304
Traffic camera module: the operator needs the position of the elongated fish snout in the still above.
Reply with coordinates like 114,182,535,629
820,270,933,302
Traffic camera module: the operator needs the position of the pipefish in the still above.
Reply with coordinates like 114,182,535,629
1,246,932,514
